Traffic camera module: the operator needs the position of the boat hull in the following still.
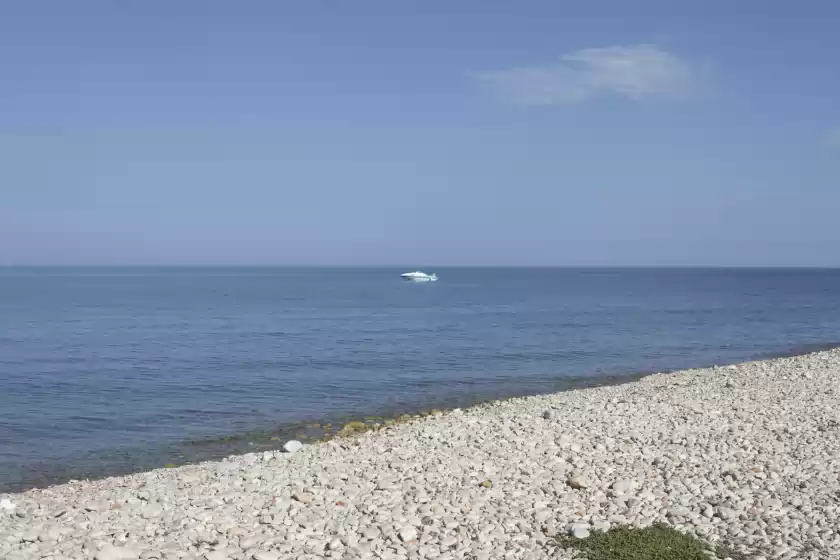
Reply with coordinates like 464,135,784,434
401,271,437,282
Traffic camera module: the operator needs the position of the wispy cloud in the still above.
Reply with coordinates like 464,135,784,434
479,44,699,105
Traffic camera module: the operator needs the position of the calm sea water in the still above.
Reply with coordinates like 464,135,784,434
1,267,839,491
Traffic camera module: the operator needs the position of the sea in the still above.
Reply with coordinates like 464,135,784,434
1,267,839,492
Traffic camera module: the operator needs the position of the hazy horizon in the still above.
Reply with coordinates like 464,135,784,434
2,264,839,270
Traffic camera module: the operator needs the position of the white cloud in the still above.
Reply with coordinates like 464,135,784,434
479,44,698,105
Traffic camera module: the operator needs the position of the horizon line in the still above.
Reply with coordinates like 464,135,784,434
2,264,840,270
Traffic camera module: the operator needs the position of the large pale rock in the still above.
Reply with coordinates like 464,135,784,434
282,440,303,454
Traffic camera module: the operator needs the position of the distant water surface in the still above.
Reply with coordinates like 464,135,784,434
1,267,839,491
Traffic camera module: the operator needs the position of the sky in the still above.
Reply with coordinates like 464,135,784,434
1,0,839,266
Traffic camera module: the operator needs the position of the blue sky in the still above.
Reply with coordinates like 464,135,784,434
2,0,838,266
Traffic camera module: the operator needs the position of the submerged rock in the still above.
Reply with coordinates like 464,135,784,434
341,421,368,434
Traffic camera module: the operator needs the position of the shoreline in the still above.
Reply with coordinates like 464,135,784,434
5,340,840,495
3,348,840,559
3,341,840,494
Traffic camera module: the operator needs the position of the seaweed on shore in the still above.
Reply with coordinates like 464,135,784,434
554,523,752,560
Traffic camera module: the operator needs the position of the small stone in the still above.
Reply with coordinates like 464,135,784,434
567,474,590,490
439,535,458,549
327,538,342,550
85,501,110,512
361,527,380,540
611,479,633,493
283,440,303,454
592,521,611,532
534,509,552,524
543,410,555,420
240,537,260,549
399,527,419,543
571,527,590,539
141,506,162,519
180,472,201,484
20,530,39,543
252,553,279,560
761,498,783,509
204,552,228,560
291,492,313,504
95,545,141,560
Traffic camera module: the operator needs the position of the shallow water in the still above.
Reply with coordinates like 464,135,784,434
1,267,839,491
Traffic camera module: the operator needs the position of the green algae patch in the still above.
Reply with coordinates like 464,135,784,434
339,420,370,435
555,524,718,560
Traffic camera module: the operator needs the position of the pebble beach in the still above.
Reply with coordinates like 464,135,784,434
3,349,840,560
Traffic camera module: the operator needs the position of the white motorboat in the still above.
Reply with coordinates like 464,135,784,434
400,271,438,282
